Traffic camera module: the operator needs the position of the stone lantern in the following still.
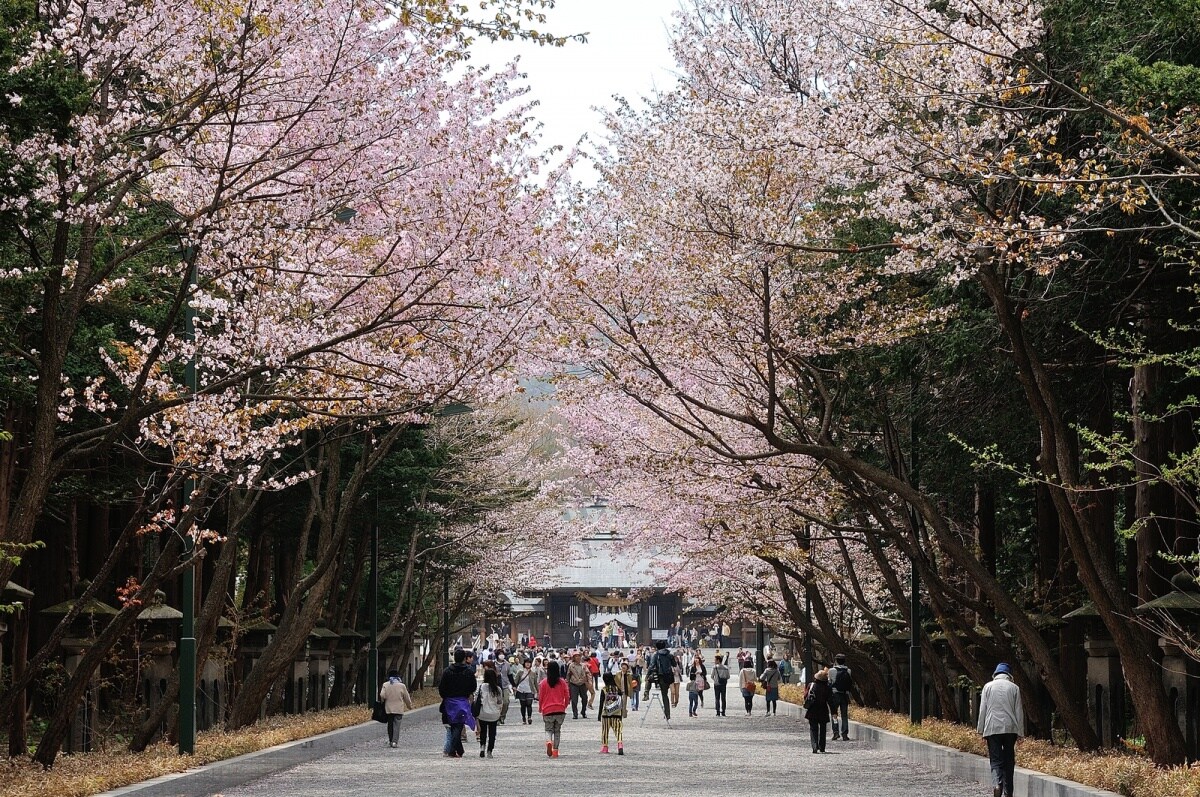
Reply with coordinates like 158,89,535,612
1063,601,1124,747
40,583,119,753
884,627,911,712
307,624,339,711
236,619,276,721
1135,572,1200,760
332,627,365,705
135,590,182,721
284,635,312,714
199,616,236,729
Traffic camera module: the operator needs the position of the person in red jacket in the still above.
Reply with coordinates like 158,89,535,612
538,660,570,758
586,652,601,691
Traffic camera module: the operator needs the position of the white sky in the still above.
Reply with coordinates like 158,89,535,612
475,0,680,178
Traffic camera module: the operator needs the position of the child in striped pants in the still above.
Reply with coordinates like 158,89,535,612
599,673,626,755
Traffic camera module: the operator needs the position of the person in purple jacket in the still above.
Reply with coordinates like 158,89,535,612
438,648,478,757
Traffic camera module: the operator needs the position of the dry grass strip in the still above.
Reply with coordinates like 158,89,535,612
777,684,1200,797
0,689,439,797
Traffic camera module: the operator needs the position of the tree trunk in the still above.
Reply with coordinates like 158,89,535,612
227,426,402,729
976,481,996,578
976,259,1187,764
1132,357,1177,601
776,435,1103,748
767,558,894,710
1034,481,1060,595
8,602,29,756
242,523,273,615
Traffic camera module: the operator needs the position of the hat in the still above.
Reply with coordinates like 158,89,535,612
994,662,1012,676
835,653,846,663
814,668,829,681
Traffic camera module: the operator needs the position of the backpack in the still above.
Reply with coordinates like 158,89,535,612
601,689,623,717
832,664,853,692
712,663,730,685
655,651,675,682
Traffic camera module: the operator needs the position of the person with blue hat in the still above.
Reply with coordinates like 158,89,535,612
977,662,1024,797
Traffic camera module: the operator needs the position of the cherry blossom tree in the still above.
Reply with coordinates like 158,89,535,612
542,0,1199,762
0,0,571,764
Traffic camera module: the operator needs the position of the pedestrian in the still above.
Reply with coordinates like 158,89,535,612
473,668,508,758
512,658,538,724
539,659,570,758
542,630,552,649
687,654,708,717
587,651,602,690
597,671,628,754
760,658,782,716
805,667,832,752
567,651,592,719
378,669,414,748
630,656,643,711
829,652,854,740
778,655,794,685
669,650,682,708
711,654,730,716
532,655,547,693
618,658,637,713
493,656,513,725
642,639,676,720
978,662,1024,797
437,648,477,757
738,658,758,715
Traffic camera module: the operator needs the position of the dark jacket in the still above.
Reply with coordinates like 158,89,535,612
806,680,832,724
438,663,477,699
438,662,477,725
652,650,676,684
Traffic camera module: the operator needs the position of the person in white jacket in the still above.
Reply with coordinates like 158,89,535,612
379,670,414,749
977,662,1024,797
474,667,510,758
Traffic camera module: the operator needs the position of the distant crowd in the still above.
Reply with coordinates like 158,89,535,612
377,633,1024,797
378,633,857,759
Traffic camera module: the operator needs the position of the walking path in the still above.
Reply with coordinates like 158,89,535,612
209,695,985,797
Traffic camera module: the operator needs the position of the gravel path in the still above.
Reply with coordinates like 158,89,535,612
218,694,987,797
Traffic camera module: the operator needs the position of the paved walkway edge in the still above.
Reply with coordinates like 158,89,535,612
847,720,1123,797
93,704,437,797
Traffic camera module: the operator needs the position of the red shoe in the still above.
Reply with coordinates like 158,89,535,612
545,741,553,757
552,749,560,758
